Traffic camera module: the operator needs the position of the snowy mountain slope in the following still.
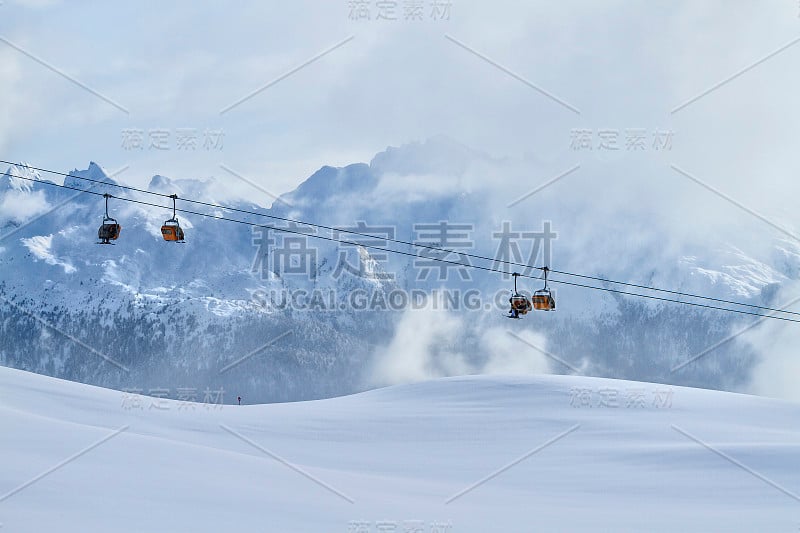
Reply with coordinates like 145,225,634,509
0,162,397,402
1,138,799,402
0,366,798,532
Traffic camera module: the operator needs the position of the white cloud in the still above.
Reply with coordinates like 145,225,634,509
0,1,795,204
369,295,551,387
744,283,800,402
479,327,550,375
369,301,471,385
0,189,49,223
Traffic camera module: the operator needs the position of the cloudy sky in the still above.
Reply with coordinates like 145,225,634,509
2,1,800,399
0,0,798,211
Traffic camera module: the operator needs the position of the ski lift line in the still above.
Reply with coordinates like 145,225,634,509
547,268,800,317
157,201,795,324
7,159,800,318
546,277,800,324
17,178,800,324
6,172,512,274
0,160,551,272
6,168,800,324
0,159,172,199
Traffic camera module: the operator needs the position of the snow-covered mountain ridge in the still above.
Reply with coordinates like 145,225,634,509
1,138,798,401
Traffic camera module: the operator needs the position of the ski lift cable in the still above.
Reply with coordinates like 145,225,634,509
6,159,797,317
5,159,799,317
4,163,800,323
1,160,548,272
547,268,796,316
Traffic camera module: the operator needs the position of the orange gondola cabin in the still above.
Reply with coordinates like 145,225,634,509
161,194,185,242
532,290,556,311
510,294,532,315
161,219,184,242
532,267,556,311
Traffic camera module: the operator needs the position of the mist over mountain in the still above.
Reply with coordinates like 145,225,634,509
1,138,798,402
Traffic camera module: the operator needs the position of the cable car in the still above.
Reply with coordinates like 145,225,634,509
161,194,185,242
507,272,532,319
97,193,121,244
532,266,556,311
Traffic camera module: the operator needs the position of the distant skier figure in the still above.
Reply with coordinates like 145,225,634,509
237,396,241,405
508,303,520,319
